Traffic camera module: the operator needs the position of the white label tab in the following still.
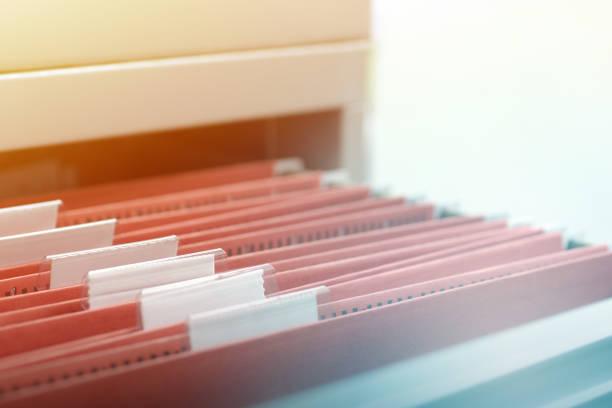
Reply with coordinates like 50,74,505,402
188,286,324,351
139,269,265,330
0,220,116,268
0,200,62,237
48,236,178,289
88,289,142,310
87,249,224,308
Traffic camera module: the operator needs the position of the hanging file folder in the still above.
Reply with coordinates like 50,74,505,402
0,159,609,408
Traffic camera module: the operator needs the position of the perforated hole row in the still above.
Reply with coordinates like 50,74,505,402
0,345,189,399
3,284,47,298
318,272,521,320
63,193,240,225
224,215,416,257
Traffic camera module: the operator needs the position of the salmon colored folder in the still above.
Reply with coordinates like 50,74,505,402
0,183,352,283
221,215,481,270
0,222,506,326
59,171,320,225
0,267,271,358
1,334,192,401
3,251,612,408
0,265,276,357
179,204,435,256
0,159,300,211
0,215,461,316
0,302,140,358
0,325,180,372
114,188,315,234
268,220,506,273
0,262,43,282
0,286,82,313
0,201,427,298
0,236,182,298
166,198,407,246
0,205,436,317
0,221,478,327
0,173,319,282
276,226,545,294
319,244,609,317
324,232,563,301
272,225,524,291
2,163,609,408
0,230,558,350
113,186,373,243
0,299,84,327
0,175,319,280
0,273,53,300
0,193,412,293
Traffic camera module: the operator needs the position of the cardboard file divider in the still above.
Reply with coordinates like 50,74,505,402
0,286,328,392
324,231,564,302
0,262,46,281
0,214,474,284
0,264,279,358
59,169,316,226
0,226,540,348
0,302,141,358
4,176,346,294
221,215,482,270
0,249,262,316
274,221,507,278
0,202,427,305
0,250,227,314
1,333,193,400
112,186,373,244
0,158,303,211
177,200,408,251
2,163,612,407
175,197,408,247
0,290,156,328
114,188,316,235
0,200,62,237
272,224,524,291
0,325,182,373
0,182,351,282
0,250,228,325
276,226,545,295
6,251,610,408
0,285,82,313
179,204,435,256
0,225,529,325
0,299,85,327
28,253,612,406
0,273,54,299
267,219,505,273
0,214,464,312
8,191,406,306
319,244,609,318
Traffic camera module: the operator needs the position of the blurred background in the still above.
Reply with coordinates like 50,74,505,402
2,1,611,243
370,0,612,244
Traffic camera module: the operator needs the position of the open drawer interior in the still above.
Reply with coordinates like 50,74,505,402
0,109,341,201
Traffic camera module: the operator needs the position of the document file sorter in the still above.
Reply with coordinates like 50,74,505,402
0,159,610,407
